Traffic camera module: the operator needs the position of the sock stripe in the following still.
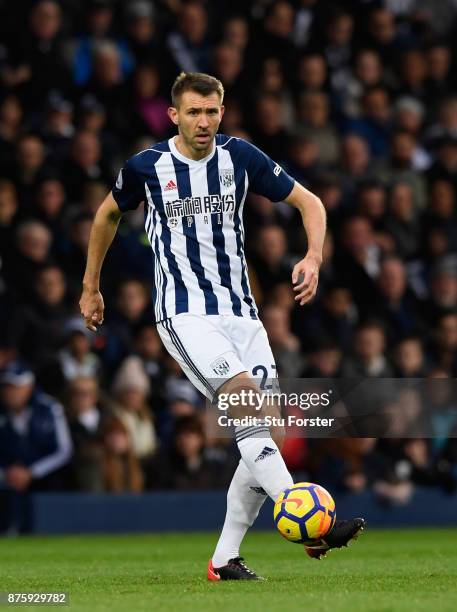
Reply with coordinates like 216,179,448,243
235,425,265,438
235,428,270,442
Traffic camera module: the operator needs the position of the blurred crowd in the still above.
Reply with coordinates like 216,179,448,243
1,0,457,518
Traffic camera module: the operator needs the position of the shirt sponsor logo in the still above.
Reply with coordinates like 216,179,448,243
165,194,236,220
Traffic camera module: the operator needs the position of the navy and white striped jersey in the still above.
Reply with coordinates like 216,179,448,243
112,134,295,322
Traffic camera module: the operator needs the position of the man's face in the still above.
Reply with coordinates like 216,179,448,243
1,383,33,412
168,91,224,154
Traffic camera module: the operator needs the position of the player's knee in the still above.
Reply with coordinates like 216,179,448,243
218,376,264,420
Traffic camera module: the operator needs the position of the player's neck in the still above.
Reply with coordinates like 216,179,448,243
173,135,214,161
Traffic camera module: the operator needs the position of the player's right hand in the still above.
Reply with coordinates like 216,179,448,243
79,287,105,332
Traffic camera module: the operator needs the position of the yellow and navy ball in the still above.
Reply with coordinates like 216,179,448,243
273,482,336,544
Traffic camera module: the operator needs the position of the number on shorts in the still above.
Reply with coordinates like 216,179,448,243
252,364,276,390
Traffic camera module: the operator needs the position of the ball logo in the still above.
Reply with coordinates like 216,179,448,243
281,497,303,509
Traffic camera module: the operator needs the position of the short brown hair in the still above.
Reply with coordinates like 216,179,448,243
171,72,224,108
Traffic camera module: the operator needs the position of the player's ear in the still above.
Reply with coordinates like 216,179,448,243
168,106,179,125
220,105,225,119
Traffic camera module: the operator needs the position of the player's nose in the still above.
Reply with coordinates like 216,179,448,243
198,114,210,128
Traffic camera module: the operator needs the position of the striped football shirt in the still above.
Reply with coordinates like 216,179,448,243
112,134,295,322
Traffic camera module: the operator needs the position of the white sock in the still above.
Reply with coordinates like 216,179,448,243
212,459,267,568
236,426,293,502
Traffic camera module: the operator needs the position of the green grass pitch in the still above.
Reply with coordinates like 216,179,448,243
1,529,457,612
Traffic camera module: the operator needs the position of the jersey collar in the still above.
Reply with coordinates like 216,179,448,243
169,136,216,165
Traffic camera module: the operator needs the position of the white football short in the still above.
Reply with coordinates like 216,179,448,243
157,313,277,400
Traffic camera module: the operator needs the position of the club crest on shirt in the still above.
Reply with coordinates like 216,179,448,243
211,356,231,376
219,169,234,187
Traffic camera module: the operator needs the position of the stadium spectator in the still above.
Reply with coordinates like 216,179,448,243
9,264,70,366
101,415,144,493
301,336,343,378
124,1,160,65
0,361,72,530
60,130,112,202
6,135,48,209
297,285,357,352
67,375,106,492
68,0,133,87
384,181,421,260
150,415,227,490
1,0,457,501
3,220,52,302
39,316,102,396
166,2,211,73
295,53,327,94
251,93,289,159
374,256,423,341
7,0,72,110
129,323,164,410
297,91,339,166
334,215,381,314
131,64,170,139
261,303,304,377
343,321,393,378
249,225,291,298
0,179,18,267
392,336,427,378
39,92,75,162
0,95,24,168
112,355,157,469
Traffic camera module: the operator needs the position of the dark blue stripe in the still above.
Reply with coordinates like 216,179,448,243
171,156,219,315
147,165,188,314
227,147,257,319
164,319,214,397
207,150,242,316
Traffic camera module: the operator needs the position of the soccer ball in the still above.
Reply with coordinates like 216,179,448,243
273,482,336,544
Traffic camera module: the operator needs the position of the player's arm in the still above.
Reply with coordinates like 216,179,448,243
80,192,123,331
284,181,327,306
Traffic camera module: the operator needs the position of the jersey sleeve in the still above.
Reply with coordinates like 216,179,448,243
112,156,145,212
242,140,295,202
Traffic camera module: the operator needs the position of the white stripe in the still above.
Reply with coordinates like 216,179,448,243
151,207,164,320
145,201,161,320
29,402,73,479
145,183,168,319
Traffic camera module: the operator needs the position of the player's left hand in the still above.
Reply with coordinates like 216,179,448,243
292,252,321,306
